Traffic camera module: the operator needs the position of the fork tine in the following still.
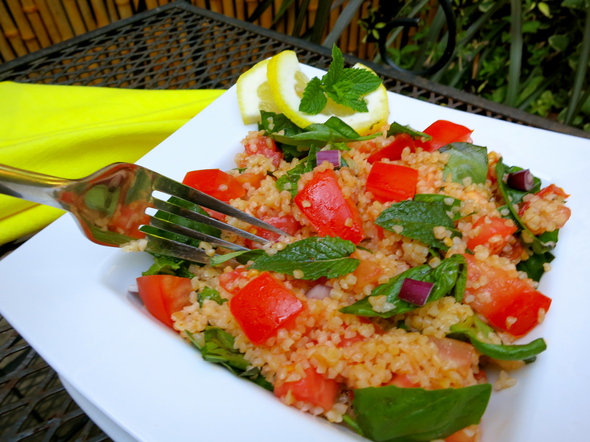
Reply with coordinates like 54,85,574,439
148,217,249,252
152,198,270,244
151,173,288,237
143,234,211,264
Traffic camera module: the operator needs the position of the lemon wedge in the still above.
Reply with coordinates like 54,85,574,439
266,50,389,135
236,59,281,125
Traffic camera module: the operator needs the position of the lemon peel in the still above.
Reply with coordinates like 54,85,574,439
236,50,389,134
236,59,281,125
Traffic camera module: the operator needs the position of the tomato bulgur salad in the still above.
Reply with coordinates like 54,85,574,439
133,111,570,442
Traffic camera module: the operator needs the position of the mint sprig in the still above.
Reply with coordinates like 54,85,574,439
299,45,382,115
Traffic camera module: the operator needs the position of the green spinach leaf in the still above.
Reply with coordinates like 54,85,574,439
250,236,359,280
414,193,463,221
275,146,318,196
141,254,193,278
340,255,466,318
353,383,492,442
186,328,272,391
496,158,556,254
386,122,432,140
197,287,227,307
439,142,489,185
448,315,547,360
516,251,555,281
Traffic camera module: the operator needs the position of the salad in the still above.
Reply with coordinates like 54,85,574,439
132,47,571,442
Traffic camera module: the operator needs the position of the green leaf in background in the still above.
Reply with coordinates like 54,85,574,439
353,383,492,442
250,236,359,280
548,34,570,52
439,142,489,185
562,0,590,11
375,200,461,251
448,315,547,361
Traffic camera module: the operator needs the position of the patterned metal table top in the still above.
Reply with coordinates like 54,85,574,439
0,2,587,441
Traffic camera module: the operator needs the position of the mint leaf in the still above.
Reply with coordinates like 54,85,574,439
299,77,327,114
298,44,382,115
375,200,461,251
250,236,359,280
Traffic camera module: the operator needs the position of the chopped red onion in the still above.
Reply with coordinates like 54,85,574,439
398,278,434,306
316,150,341,168
507,169,534,191
305,284,332,300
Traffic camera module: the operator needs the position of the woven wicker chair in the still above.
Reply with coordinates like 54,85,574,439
0,0,377,64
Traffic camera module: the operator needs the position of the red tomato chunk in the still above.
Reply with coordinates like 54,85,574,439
229,272,304,346
274,366,339,411
136,275,193,328
367,133,416,163
366,162,418,203
467,216,517,254
244,135,283,168
294,169,365,244
416,120,473,152
183,169,245,202
463,254,551,337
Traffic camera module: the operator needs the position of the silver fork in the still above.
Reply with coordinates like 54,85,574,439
0,162,286,263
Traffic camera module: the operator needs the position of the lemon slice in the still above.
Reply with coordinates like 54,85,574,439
236,59,281,125
267,50,389,135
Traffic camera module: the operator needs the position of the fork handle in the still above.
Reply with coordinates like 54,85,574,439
0,163,73,209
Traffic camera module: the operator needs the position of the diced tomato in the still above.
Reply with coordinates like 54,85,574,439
246,214,301,248
229,272,304,345
467,216,517,254
218,268,249,294
536,183,569,199
294,169,365,244
430,337,477,379
136,275,193,328
444,425,480,442
274,366,339,411
366,162,418,203
416,120,473,152
182,169,245,202
367,133,416,163
387,374,420,388
463,254,551,337
234,172,266,189
108,200,151,240
244,135,283,168
351,251,383,291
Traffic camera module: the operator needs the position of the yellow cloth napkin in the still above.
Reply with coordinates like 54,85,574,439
0,81,225,246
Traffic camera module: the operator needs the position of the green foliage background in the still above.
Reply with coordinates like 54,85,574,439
373,0,590,132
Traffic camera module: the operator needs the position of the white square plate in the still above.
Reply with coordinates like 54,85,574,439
1,65,589,441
